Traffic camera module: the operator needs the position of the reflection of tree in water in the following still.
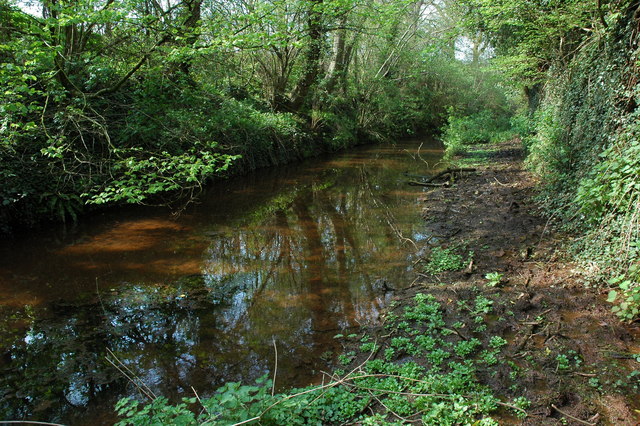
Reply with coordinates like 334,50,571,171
0,148,423,422
0,303,124,422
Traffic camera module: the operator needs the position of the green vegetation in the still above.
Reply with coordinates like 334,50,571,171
3,0,640,422
423,247,472,275
115,293,528,425
515,3,640,320
484,272,504,288
0,0,512,231
437,0,640,320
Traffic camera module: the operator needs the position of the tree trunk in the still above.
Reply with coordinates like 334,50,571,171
325,15,347,94
290,0,325,112
178,0,202,75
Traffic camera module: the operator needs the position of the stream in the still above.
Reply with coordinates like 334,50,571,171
0,139,443,424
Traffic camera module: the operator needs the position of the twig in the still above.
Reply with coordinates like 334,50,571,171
271,338,278,396
442,327,469,341
368,391,414,423
572,372,597,377
493,176,510,186
551,404,597,426
106,348,156,401
407,180,450,187
230,416,260,425
192,386,211,418
105,356,155,402
96,278,108,317
0,422,66,426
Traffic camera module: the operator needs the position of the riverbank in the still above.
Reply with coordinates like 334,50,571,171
112,139,640,424
376,139,640,424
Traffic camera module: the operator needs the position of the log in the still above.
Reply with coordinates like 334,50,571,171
425,167,476,183
404,168,476,183
406,168,475,187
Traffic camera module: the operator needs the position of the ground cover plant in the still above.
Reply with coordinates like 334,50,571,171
115,292,528,425
418,139,640,424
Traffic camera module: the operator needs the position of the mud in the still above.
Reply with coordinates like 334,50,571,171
358,140,640,425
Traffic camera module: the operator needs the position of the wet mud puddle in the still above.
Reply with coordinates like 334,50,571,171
0,140,443,423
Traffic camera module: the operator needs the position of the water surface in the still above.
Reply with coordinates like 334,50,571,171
0,139,442,423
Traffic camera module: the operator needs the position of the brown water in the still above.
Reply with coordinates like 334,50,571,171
0,139,442,424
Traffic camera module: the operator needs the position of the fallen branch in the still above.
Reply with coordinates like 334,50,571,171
572,372,597,377
407,168,476,187
551,404,598,426
407,180,450,187
513,325,534,353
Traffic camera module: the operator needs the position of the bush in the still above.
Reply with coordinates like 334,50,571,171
441,110,515,159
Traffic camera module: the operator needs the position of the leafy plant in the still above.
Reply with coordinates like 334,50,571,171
485,272,504,287
424,247,465,274
115,292,529,424
607,267,640,321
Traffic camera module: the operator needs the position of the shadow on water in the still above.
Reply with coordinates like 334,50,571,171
0,139,443,424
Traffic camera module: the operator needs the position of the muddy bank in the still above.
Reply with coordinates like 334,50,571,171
351,140,640,425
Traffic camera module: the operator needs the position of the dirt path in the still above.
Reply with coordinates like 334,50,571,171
393,140,640,424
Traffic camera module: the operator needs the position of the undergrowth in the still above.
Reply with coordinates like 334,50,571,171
525,7,640,321
438,8,640,321
423,247,472,275
115,293,529,425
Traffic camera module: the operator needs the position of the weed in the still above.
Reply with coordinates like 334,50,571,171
360,342,378,353
479,349,500,366
607,268,640,321
454,338,482,357
485,272,504,287
424,247,465,274
473,296,494,315
556,354,570,371
588,377,601,391
512,397,531,419
489,336,508,349
338,351,356,366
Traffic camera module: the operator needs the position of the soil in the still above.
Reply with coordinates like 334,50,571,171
354,140,640,425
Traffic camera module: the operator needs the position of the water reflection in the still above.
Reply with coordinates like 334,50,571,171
0,140,442,423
